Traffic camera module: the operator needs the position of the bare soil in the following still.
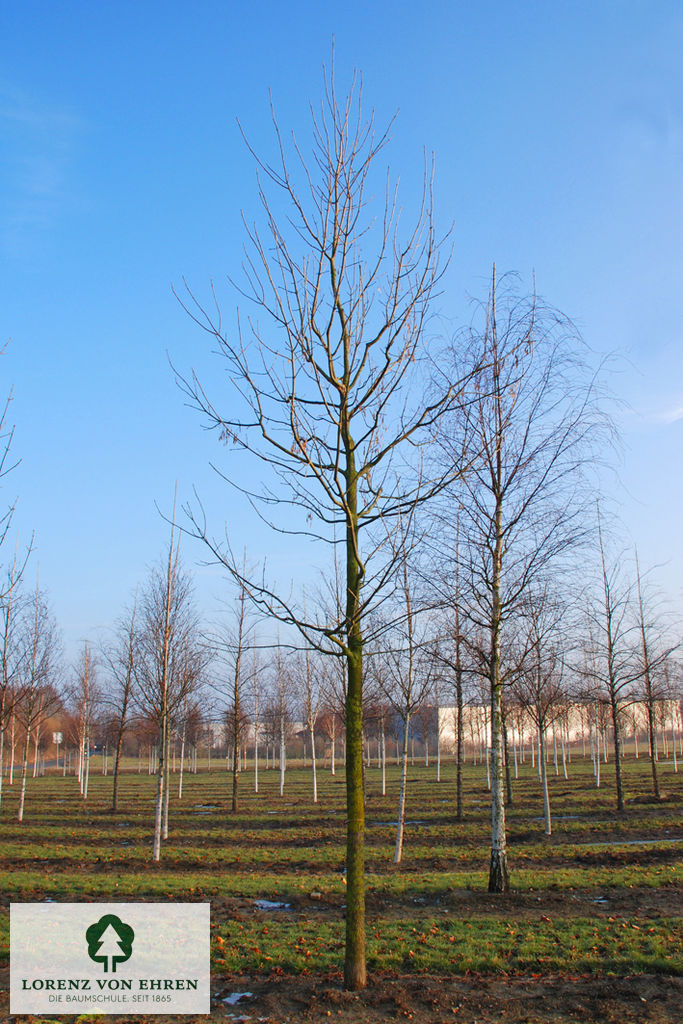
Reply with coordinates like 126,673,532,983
2,970,680,1024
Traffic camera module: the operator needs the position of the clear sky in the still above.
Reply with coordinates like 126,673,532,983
2,0,682,660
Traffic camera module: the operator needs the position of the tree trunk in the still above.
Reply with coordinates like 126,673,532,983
609,694,625,812
82,734,90,800
394,715,411,864
178,728,186,799
436,710,441,782
152,720,166,861
18,726,31,822
9,713,15,785
279,713,286,797
254,725,259,794
502,709,513,807
162,730,171,839
540,723,552,836
112,725,125,812
488,494,509,893
0,698,5,811
232,699,240,813
344,644,366,989
456,674,464,822
647,700,660,799
310,725,318,804
595,718,601,788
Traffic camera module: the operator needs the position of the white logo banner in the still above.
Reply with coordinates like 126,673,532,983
11,902,210,1015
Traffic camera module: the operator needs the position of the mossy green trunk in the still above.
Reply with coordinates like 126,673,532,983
343,406,366,990
345,643,366,989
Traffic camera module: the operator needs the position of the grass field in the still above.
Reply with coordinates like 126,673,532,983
0,752,681,1023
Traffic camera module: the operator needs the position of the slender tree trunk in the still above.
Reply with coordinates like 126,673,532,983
672,714,678,773
609,694,625,812
82,732,90,800
178,727,186,799
162,730,171,839
595,718,601,788
342,419,366,989
310,725,318,804
279,713,286,797
540,722,551,836
489,521,509,894
153,514,176,861
18,727,31,822
456,673,464,822
112,726,125,812
0,710,5,811
9,713,15,785
152,719,166,861
232,699,240,813
394,714,411,864
345,643,365,988
254,726,259,793
502,708,513,807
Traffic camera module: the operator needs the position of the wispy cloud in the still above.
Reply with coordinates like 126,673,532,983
0,83,84,259
655,404,683,424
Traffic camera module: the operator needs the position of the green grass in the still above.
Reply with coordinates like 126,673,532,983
207,914,682,976
0,753,681,978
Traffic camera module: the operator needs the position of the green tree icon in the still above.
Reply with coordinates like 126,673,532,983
86,914,135,973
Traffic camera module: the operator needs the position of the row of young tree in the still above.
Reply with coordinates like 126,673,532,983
2,66,681,990
1,543,679,842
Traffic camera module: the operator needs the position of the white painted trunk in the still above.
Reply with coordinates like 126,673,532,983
394,717,410,864
310,727,317,803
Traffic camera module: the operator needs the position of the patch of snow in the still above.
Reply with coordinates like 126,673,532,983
222,991,253,1006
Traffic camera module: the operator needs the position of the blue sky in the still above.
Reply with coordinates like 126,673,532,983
1,1,682,659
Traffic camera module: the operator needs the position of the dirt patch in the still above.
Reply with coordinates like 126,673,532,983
213,972,683,1024
2,970,681,1024
206,883,683,923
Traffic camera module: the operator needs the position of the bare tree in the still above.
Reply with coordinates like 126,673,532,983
513,587,567,835
435,268,609,891
0,551,24,810
299,645,325,804
101,594,138,812
176,68,468,988
15,581,60,821
429,515,468,819
318,657,346,777
73,642,98,800
633,550,678,800
135,535,203,860
210,567,257,812
375,512,436,863
583,517,644,813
